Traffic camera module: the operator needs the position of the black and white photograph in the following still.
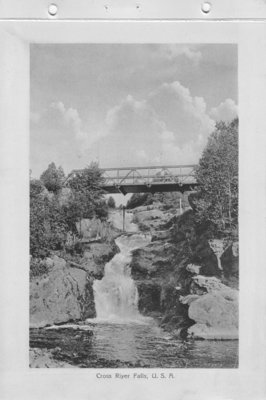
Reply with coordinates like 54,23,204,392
29,43,239,369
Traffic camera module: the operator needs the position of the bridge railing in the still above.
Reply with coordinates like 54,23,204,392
65,165,198,189
101,165,197,186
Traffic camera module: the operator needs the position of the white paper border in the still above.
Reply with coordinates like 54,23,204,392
0,20,266,400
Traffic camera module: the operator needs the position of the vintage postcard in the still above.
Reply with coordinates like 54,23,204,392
1,1,266,399
29,43,239,369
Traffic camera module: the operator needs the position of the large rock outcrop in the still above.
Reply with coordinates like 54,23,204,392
30,256,93,327
130,205,239,338
180,275,238,340
30,236,119,327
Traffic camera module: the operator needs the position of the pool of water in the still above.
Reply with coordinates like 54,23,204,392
30,321,238,368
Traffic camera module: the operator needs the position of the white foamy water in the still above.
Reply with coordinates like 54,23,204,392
92,233,151,322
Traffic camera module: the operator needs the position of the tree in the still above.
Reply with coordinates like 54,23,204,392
194,118,238,235
30,191,68,258
66,162,108,228
30,162,109,258
107,196,116,208
30,179,45,198
40,162,65,193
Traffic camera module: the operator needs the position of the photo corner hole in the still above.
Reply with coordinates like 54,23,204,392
48,3,58,16
201,2,211,14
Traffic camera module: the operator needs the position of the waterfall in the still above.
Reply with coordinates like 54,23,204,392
93,234,151,322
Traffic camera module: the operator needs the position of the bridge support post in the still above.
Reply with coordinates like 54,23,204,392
179,197,183,215
122,206,126,232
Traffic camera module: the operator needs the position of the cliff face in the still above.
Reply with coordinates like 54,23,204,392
30,239,118,327
30,256,88,327
130,206,239,338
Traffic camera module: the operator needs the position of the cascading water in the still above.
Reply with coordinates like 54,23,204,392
35,209,238,368
93,234,151,322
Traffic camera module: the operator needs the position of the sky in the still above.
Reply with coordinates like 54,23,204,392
30,44,238,181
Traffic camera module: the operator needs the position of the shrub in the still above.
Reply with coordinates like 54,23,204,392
107,196,116,208
40,162,65,193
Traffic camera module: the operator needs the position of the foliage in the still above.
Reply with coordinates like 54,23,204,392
66,162,108,225
126,193,151,209
30,162,110,258
40,162,65,193
194,119,238,235
30,179,45,198
126,191,189,211
30,257,49,278
30,193,68,258
107,196,116,208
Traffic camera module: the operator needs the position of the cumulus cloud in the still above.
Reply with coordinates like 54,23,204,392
30,102,100,176
210,98,238,122
31,87,237,178
148,81,215,147
92,81,215,167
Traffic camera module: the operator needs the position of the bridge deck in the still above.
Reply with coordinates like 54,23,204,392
102,182,198,194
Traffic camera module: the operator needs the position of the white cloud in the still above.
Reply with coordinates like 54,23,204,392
148,81,215,147
30,87,237,178
210,98,238,122
30,102,101,176
92,80,215,168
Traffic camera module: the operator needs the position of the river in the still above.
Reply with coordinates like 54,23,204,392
29,211,238,368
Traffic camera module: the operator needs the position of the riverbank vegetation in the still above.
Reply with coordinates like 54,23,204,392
30,162,109,264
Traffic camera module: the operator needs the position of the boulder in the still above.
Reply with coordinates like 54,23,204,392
151,230,171,242
30,256,94,327
180,275,238,340
186,263,202,275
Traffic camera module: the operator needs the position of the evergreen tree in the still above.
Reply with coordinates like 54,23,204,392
194,118,238,235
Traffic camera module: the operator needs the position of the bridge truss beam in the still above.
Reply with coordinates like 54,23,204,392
66,165,198,195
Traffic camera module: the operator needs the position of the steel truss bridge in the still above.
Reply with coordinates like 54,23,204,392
68,165,198,195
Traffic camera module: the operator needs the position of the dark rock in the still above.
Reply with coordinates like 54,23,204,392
136,281,162,314
151,230,171,242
